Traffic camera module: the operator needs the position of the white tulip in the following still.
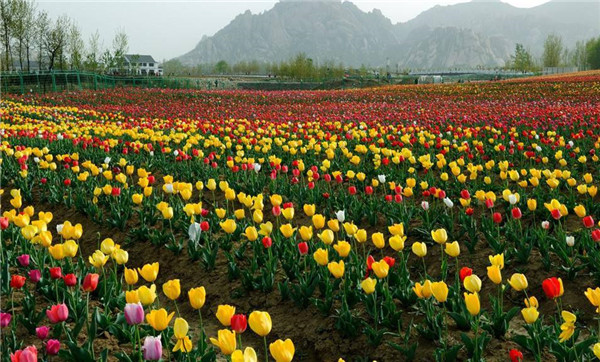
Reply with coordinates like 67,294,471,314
377,175,386,183
443,198,454,208
188,222,201,245
164,184,174,194
56,224,64,233
421,201,430,211
541,220,550,229
566,236,575,247
508,194,517,205
104,157,111,165
335,210,345,223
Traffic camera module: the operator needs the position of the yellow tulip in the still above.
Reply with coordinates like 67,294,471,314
303,204,315,217
138,284,157,306
124,267,138,285
48,244,65,260
232,347,258,362
279,224,296,238
444,241,460,257
327,219,340,232
125,290,140,303
413,280,433,299
464,292,480,316
508,273,528,291
270,194,282,206
527,199,537,211
62,240,79,258
220,219,237,234
372,232,385,249
463,275,482,293
318,229,334,245
521,307,539,324
188,287,206,309
88,250,108,268
431,228,448,244
327,260,345,278
412,242,427,257
244,226,259,241
574,204,587,218
333,241,351,258
113,248,129,265
312,214,325,229
389,235,406,251
259,222,273,236
487,265,502,285
101,238,115,255
269,339,295,362
585,287,600,313
593,343,600,359
313,248,329,266
146,308,175,331
281,207,294,220
354,229,367,243
524,296,538,308
173,317,189,339
249,311,272,337
234,209,246,220
489,253,504,269
253,210,264,223
343,222,357,236
371,260,389,279
431,281,449,303
138,262,159,282
162,279,181,300
210,329,237,356
216,304,236,326
298,226,313,241
215,208,227,219
388,223,404,236
361,278,377,294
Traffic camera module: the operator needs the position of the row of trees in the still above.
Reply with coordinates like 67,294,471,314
507,34,600,72
0,0,129,72
164,53,348,80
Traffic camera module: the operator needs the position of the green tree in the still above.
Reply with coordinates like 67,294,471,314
214,60,229,74
511,43,533,72
542,34,563,67
586,37,600,69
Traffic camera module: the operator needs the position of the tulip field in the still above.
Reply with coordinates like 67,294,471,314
3,73,600,361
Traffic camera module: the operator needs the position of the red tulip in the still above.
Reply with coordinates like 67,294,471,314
0,217,9,230
465,208,474,216
200,221,210,231
10,275,26,289
551,209,561,220
583,216,594,228
383,256,395,267
272,205,281,216
348,186,357,195
230,314,247,333
63,274,77,287
46,304,69,323
492,212,502,224
542,277,562,299
63,179,71,186
460,190,470,199
111,187,121,196
262,237,272,249
365,186,373,195
49,267,62,280
366,255,375,271
459,267,473,282
485,198,494,209
297,242,308,255
82,273,99,292
509,349,523,362
511,207,522,220
592,229,600,242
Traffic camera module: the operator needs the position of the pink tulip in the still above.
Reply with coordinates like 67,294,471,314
143,335,163,361
46,304,68,324
10,345,37,362
16,254,30,267
0,312,11,328
28,269,41,283
124,303,144,325
46,339,60,355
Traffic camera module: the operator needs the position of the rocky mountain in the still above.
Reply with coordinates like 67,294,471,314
176,0,600,69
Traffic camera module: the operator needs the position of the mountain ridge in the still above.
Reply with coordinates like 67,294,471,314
176,0,600,69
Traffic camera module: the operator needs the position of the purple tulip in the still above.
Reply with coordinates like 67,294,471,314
28,269,41,283
36,326,50,340
124,303,144,325
46,339,60,355
0,312,11,328
142,335,162,361
16,254,30,267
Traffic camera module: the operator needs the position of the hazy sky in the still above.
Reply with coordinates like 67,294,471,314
37,0,552,61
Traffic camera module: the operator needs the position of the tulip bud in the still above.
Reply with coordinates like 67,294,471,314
36,326,49,340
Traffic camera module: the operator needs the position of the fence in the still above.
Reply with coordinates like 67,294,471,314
0,71,237,95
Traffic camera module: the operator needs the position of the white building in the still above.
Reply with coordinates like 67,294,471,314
124,54,163,76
